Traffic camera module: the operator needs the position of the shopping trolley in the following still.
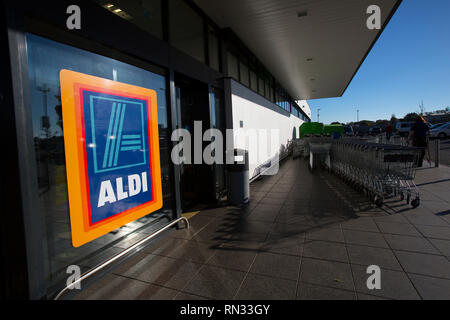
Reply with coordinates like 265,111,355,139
307,137,333,171
293,139,308,159
330,139,421,208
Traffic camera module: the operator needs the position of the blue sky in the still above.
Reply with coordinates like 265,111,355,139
308,0,450,124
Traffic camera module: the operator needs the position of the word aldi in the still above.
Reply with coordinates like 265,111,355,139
60,70,162,247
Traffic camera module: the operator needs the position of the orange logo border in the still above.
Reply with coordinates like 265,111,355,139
60,70,163,247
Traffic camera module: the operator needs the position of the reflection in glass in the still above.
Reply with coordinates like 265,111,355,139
210,88,226,201
258,76,265,96
250,70,258,92
26,33,172,294
227,52,239,80
93,0,164,40
239,61,250,87
208,26,220,72
169,0,205,63
265,77,272,101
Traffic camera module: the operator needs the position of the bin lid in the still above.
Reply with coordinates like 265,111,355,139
227,149,249,172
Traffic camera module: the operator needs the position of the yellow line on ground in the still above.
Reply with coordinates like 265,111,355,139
182,211,201,220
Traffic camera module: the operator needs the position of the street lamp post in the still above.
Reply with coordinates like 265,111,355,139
38,84,51,138
317,108,321,123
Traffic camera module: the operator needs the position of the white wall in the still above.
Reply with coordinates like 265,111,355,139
230,80,304,179
296,100,311,119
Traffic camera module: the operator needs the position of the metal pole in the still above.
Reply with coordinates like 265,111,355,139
38,84,51,138
54,216,190,300
435,139,440,167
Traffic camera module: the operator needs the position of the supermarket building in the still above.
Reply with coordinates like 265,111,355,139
0,0,401,299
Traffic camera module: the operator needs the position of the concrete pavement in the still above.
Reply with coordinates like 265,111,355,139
73,157,450,300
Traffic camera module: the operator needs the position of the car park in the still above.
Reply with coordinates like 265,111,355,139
430,122,446,130
396,121,414,137
343,125,354,136
369,127,382,135
430,122,450,139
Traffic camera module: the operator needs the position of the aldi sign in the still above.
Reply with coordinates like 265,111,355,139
60,70,162,247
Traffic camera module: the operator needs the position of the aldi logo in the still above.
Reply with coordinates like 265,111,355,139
60,70,162,247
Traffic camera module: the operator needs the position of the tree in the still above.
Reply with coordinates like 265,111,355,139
390,114,397,125
403,112,419,121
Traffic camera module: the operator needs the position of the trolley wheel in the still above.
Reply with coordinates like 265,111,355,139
374,196,383,207
411,198,420,208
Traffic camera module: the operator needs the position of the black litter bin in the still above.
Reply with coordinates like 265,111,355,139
227,149,250,205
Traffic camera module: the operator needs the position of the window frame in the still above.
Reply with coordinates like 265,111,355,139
3,0,229,299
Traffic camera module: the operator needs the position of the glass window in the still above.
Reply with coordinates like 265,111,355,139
265,77,273,101
250,70,258,92
208,26,220,72
258,76,265,96
26,33,173,293
276,90,281,107
210,88,226,199
227,52,239,80
93,0,164,40
169,0,205,63
239,60,249,87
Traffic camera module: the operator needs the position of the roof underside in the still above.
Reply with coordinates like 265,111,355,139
194,0,400,100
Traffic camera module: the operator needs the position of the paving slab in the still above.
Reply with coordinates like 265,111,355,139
74,160,450,300
296,282,356,300
235,273,297,300
351,265,420,300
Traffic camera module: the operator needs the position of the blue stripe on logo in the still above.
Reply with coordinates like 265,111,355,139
113,104,127,166
102,102,117,169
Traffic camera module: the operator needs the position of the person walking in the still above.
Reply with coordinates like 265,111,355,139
408,116,430,167
385,123,393,142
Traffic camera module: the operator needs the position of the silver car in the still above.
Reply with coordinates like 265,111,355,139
430,122,450,139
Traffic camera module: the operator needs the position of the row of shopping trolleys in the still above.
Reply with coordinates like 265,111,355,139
294,138,421,208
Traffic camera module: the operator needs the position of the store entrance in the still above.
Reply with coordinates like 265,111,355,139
175,73,215,212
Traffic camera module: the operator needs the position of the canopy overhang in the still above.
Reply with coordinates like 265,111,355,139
194,0,402,100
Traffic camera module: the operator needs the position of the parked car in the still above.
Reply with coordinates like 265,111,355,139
430,122,446,130
343,125,354,136
396,121,414,137
369,127,382,135
355,126,370,136
430,122,450,139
